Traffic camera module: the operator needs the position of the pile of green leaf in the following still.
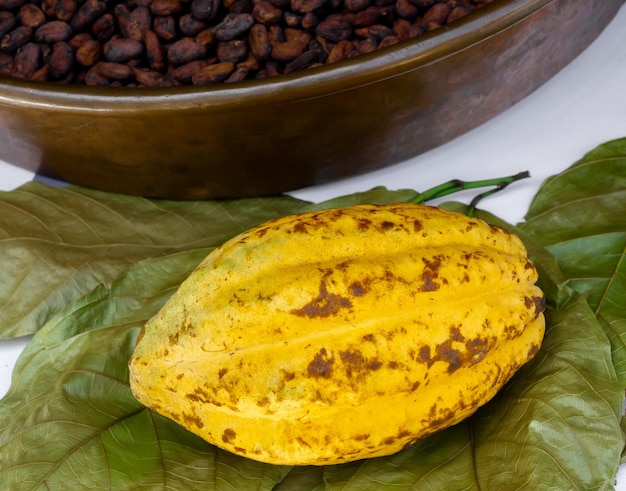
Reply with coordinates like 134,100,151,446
0,138,625,490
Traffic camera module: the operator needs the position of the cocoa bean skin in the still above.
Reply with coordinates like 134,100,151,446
150,0,184,16
153,15,177,41
71,0,107,32
316,14,352,42
96,61,134,79
0,11,16,38
14,41,40,77
48,41,73,78
252,1,283,24
104,37,144,62
91,14,115,42
212,13,254,41
0,0,24,9
217,39,248,63
191,61,234,84
1,26,31,52
248,23,271,60
167,38,207,65
190,0,219,22
18,5,45,29
75,39,101,66
34,21,72,43
143,28,165,70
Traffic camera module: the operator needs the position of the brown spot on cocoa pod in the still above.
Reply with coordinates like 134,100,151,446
307,347,334,378
291,280,352,318
222,428,236,443
183,412,204,429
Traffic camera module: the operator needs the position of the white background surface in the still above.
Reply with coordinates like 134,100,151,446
2,4,626,487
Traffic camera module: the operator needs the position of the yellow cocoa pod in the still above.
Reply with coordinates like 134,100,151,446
129,203,545,466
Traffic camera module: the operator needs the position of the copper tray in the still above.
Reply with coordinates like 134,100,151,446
0,0,623,199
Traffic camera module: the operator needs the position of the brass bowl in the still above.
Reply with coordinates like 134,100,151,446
0,0,623,199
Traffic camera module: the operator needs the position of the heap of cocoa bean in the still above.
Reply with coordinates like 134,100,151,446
0,0,496,86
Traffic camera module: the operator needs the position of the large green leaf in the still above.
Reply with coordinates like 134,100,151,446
1,205,622,490
520,137,626,384
0,182,308,339
0,248,291,489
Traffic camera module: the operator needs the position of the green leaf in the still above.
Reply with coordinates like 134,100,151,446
2,201,622,490
520,137,626,384
0,248,291,490
0,182,309,339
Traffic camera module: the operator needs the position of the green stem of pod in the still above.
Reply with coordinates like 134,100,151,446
410,171,531,216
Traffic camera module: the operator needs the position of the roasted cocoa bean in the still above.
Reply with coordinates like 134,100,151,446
355,24,392,40
173,58,211,81
223,65,248,82
422,2,450,29
75,38,101,65
0,49,13,74
377,33,398,48
133,67,173,86
104,37,144,62
85,64,109,84
284,27,311,47
34,21,72,43
0,0,493,85
126,6,152,41
152,15,177,41
150,0,184,16
0,0,24,9
1,26,31,52
290,0,327,14
56,0,78,23
0,11,16,39
350,6,389,27
194,27,215,46
344,0,369,12
217,38,248,63
448,5,471,22
179,14,207,36
236,53,259,71
14,42,40,77
283,12,300,28
301,12,318,31
212,13,254,41
267,24,284,45
68,32,91,49
143,28,165,70
270,39,303,62
392,17,412,39
167,38,207,64
395,0,418,18
40,0,56,18
190,0,219,22
91,14,115,42
316,14,352,42
326,38,353,63
356,36,376,53
96,61,134,79
71,0,107,32
18,5,45,29
30,63,48,80
248,23,271,60
48,41,73,78
283,48,316,73
252,1,282,24
191,61,234,84
230,0,253,14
